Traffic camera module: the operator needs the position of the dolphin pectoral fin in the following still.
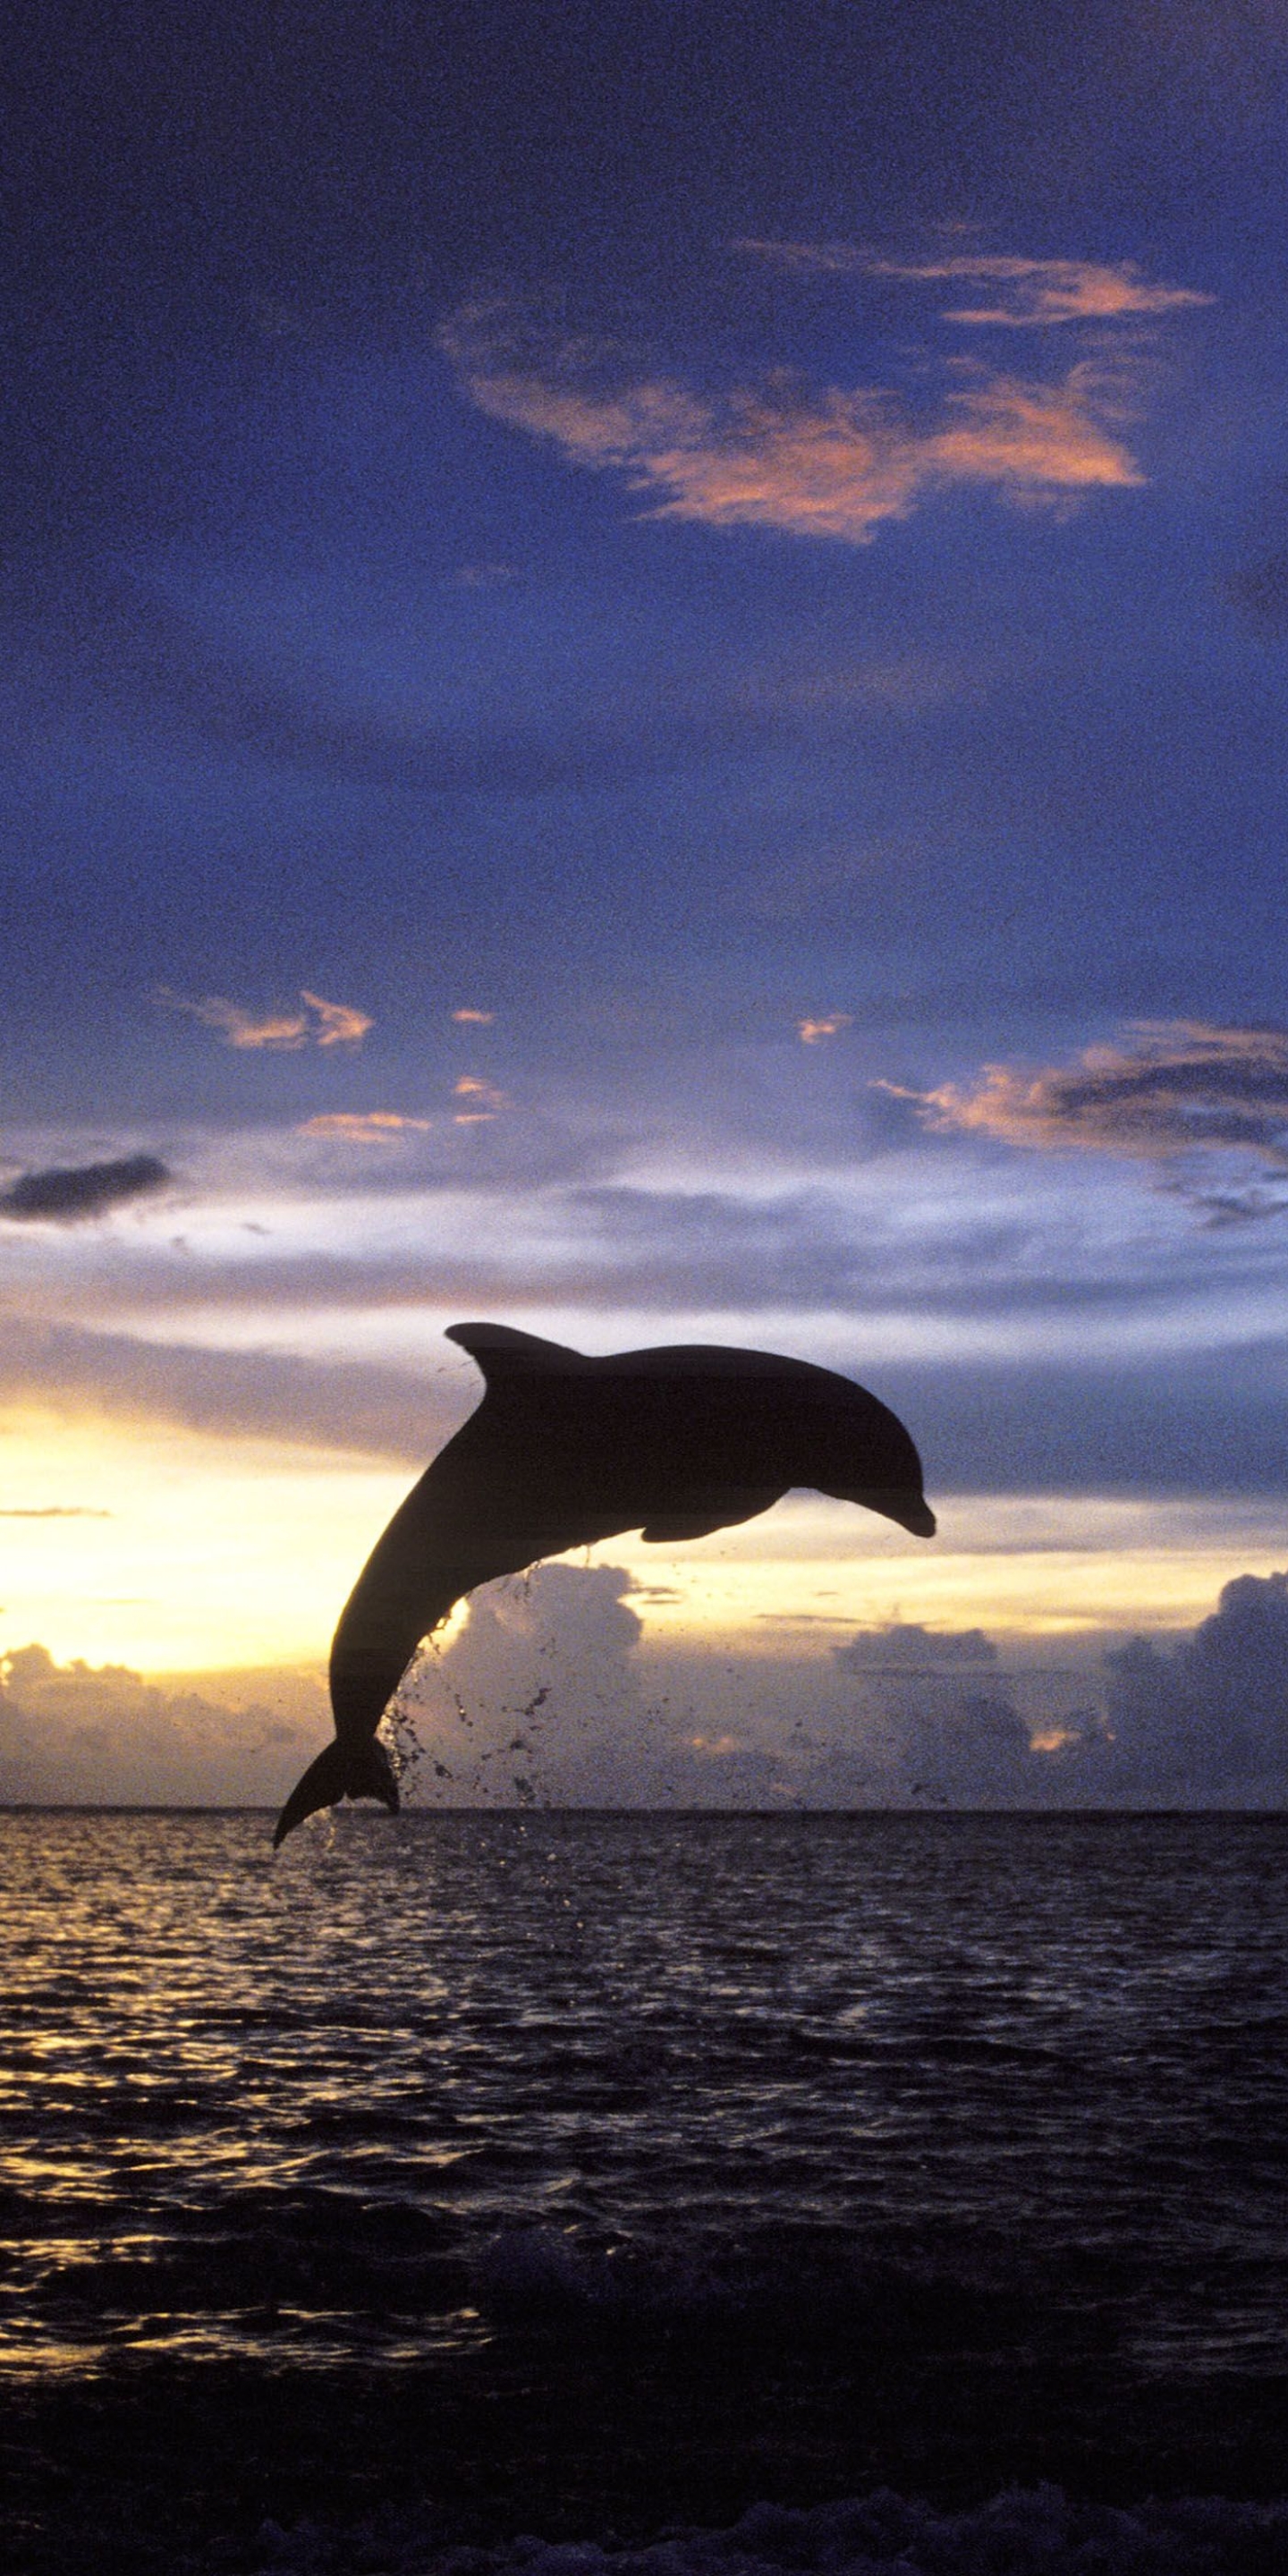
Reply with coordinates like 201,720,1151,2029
273,1738,400,1850
641,1489,787,1544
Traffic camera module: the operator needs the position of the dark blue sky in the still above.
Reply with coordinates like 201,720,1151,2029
7,1,1287,1074
6,0,1288,1700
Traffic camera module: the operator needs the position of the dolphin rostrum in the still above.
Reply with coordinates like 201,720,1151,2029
273,1321,936,1845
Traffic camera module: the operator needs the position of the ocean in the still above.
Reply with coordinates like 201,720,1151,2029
4,1809,1288,2573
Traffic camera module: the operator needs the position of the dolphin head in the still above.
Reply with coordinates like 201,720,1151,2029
853,1488,937,1538
808,1382,936,1538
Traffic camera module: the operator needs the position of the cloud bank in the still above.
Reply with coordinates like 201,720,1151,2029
835,1580,1288,1806
1091,1572,1288,1798
836,1623,998,1674
0,1643,324,1807
6,1568,1288,1809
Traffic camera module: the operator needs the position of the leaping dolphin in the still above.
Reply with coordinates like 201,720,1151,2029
273,1321,936,1846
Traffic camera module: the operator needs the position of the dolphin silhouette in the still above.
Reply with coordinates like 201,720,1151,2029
273,1321,936,1845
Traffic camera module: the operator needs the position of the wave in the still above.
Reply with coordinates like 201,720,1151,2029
218,2486,1288,2575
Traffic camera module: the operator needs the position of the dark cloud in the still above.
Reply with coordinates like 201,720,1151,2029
0,1153,171,1222
828,1622,1037,1802
876,1340,1288,1499
13,557,982,817
30,1152,1283,1341
5,1306,1288,1501
888,1691,1038,1801
1223,550,1288,639
0,1314,465,1463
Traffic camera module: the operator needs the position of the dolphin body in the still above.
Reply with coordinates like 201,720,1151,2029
273,1321,936,1846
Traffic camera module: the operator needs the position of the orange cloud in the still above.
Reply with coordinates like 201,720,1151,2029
453,1076,507,1123
441,301,1147,545
736,242,1212,328
296,1112,433,1141
300,991,373,1047
798,1013,852,1044
451,1006,496,1024
924,368,1143,492
158,991,309,1050
889,1023,1288,1218
158,988,371,1051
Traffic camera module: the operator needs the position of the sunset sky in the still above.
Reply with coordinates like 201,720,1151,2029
6,1,1288,1802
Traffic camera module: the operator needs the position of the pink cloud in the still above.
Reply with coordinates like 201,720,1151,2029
736,242,1213,327
296,1112,434,1141
157,991,309,1050
158,988,371,1051
453,1075,508,1123
797,1013,852,1045
300,991,373,1047
441,300,1148,546
888,1022,1288,1219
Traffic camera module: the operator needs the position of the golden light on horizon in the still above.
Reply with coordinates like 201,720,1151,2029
0,1409,411,1673
1,1409,1282,1676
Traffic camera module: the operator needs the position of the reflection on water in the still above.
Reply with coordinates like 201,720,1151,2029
4,1809,1288,2385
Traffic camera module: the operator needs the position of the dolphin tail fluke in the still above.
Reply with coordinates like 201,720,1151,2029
273,1738,400,1850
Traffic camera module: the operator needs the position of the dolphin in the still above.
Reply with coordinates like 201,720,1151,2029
273,1321,936,1846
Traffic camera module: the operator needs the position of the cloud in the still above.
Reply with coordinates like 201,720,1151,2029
296,1112,435,1141
439,298,1146,547
0,1506,112,1517
830,1623,1038,1802
158,992,309,1050
836,1623,997,1674
798,1013,852,1044
453,1076,508,1121
894,1021,1288,1216
395,1563,671,1807
736,242,1213,328
1087,1572,1288,1798
452,1006,496,1024
157,988,370,1051
0,1312,462,1463
835,1574,1288,1804
10,1570,1288,1809
1223,547,1288,638
0,1642,325,1806
0,1152,171,1222
299,990,373,1047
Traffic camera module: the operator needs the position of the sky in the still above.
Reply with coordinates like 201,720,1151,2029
6,0,1288,1805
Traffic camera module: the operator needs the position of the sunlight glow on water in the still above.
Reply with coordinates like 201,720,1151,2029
4,1809,1288,2391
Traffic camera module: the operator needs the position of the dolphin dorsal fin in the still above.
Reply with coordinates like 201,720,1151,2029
445,1321,587,1383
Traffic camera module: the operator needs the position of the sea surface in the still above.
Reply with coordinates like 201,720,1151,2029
4,1809,1288,2573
